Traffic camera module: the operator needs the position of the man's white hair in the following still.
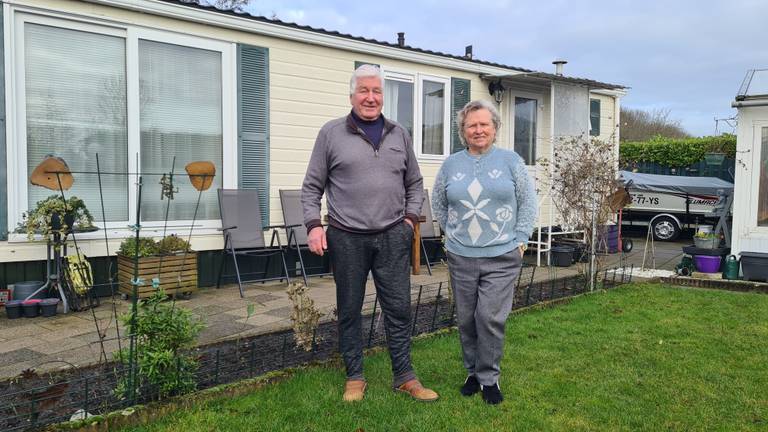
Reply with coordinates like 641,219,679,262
350,64,384,95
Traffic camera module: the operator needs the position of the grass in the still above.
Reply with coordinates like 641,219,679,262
119,283,768,431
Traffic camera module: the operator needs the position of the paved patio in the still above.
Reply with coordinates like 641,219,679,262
0,234,686,380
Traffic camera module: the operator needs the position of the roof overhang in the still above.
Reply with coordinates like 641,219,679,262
480,72,627,94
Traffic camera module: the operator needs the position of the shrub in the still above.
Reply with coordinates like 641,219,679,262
117,237,159,258
156,235,192,255
114,289,204,400
620,134,736,168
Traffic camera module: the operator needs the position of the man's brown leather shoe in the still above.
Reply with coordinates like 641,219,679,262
343,379,367,402
395,379,439,402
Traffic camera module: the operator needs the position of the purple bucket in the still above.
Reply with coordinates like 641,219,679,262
694,255,721,273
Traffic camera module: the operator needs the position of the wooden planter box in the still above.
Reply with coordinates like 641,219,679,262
117,252,198,298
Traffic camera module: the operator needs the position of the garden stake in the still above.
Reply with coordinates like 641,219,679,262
629,264,634,283
430,282,443,331
84,376,89,415
214,349,221,384
412,284,423,335
281,334,288,367
96,154,122,354
249,341,256,375
367,295,378,348
525,283,532,306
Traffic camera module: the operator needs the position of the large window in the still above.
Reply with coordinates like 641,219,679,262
759,127,768,227
25,23,128,221
382,71,451,158
383,77,414,138
421,80,446,155
11,15,234,234
513,97,537,165
139,40,223,221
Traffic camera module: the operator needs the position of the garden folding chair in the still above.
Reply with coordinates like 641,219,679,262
279,189,332,286
216,189,291,297
420,189,444,275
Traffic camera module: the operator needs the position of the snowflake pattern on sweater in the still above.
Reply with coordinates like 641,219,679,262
432,147,537,258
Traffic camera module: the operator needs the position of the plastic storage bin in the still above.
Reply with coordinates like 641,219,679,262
40,298,60,317
551,245,575,267
740,252,768,282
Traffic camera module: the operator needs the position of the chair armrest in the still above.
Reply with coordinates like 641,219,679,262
264,224,286,230
284,224,302,229
219,225,237,231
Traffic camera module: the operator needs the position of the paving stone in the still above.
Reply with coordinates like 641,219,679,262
265,306,292,319
0,348,40,364
244,293,281,304
29,337,89,355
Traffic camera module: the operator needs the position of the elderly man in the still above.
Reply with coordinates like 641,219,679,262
301,64,438,402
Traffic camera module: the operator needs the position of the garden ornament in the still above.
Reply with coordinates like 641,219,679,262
185,161,216,191
30,155,74,190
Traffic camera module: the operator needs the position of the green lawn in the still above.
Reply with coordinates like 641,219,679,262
120,284,768,432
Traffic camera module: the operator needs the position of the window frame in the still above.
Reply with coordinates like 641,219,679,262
7,12,237,240
381,68,453,161
415,74,452,160
589,98,601,136
507,89,543,166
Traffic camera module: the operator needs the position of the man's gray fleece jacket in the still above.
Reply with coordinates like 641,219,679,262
301,114,424,233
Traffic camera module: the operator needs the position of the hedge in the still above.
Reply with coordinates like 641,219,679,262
619,134,736,168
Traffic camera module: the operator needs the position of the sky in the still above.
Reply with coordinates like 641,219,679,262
214,0,768,137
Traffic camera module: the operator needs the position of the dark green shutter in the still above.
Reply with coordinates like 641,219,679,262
354,61,380,70
450,78,471,153
237,44,270,228
590,98,601,136
0,8,6,241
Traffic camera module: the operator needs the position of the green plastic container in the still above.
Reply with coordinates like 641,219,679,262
722,255,740,280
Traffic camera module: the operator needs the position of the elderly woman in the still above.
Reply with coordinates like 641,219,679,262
432,99,537,404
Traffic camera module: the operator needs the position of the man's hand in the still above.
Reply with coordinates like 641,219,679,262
307,227,327,256
404,218,414,230
519,246,525,258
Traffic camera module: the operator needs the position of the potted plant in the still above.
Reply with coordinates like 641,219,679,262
693,230,720,249
18,195,95,240
116,235,197,298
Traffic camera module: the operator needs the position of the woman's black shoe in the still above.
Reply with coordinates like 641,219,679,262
481,383,503,405
460,375,480,396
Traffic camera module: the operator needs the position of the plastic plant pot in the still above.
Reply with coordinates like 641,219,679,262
40,298,60,317
5,300,23,319
551,245,575,267
22,299,42,318
694,255,721,273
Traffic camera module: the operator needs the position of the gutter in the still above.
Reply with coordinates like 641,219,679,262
731,99,768,108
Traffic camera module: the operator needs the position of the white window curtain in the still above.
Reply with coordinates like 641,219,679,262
421,80,445,155
514,97,537,165
139,40,223,221
759,127,768,227
383,79,414,137
25,23,128,222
